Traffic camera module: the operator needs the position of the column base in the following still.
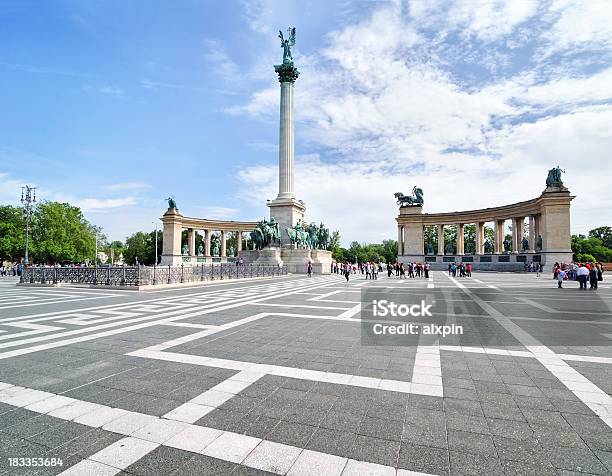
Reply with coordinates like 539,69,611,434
267,198,306,246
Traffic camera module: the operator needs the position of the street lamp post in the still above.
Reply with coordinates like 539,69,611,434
21,185,37,266
153,221,159,285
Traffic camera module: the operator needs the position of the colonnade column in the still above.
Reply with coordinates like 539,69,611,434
187,228,195,256
398,226,404,255
494,219,504,253
204,230,211,256
220,231,227,257
528,216,535,252
476,222,485,254
456,224,464,256
513,217,524,253
437,224,445,255
237,231,243,252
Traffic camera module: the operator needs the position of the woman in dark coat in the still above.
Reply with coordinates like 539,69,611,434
589,266,598,290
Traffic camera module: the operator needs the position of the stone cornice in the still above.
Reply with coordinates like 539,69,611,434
397,190,575,225
160,210,258,231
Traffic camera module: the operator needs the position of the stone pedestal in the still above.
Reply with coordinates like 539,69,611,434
160,207,183,266
238,250,259,265
310,249,333,275
281,248,311,274
268,198,306,246
254,247,283,266
397,206,425,265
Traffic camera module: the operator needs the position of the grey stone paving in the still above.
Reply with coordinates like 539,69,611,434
0,272,611,475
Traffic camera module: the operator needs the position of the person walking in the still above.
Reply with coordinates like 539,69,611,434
589,265,599,290
466,262,472,277
344,263,350,282
424,262,430,279
307,261,312,277
557,268,566,288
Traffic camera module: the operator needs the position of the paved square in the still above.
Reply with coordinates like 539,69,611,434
0,272,611,475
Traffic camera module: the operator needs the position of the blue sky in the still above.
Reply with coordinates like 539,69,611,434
1,0,611,243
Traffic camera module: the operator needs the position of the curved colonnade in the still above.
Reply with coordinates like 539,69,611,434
396,187,574,271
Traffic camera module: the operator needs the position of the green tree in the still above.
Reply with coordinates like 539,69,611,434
571,234,612,262
104,240,125,264
464,224,476,253
123,230,163,265
124,232,149,265
30,201,96,264
588,226,612,249
423,226,438,253
444,226,457,254
0,205,25,262
381,239,397,262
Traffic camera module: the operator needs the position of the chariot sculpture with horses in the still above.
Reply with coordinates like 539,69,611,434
394,186,424,207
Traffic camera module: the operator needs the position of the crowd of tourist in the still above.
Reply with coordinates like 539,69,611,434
0,264,23,277
553,261,604,289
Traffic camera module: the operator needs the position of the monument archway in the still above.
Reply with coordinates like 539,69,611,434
396,169,574,271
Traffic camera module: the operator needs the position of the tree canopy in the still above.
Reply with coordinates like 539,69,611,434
123,230,162,265
1,202,98,264
0,205,25,262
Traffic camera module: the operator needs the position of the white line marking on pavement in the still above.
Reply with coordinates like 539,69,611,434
0,381,435,476
0,279,342,359
444,272,612,429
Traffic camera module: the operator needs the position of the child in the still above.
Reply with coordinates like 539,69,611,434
557,268,566,288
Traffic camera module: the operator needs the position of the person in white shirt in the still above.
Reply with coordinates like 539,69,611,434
576,265,589,290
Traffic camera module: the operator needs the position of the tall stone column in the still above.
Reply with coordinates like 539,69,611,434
278,81,294,200
437,224,445,255
528,216,535,252
237,231,243,252
221,231,227,257
494,219,505,253
513,217,524,253
456,224,464,255
476,222,484,254
398,226,404,255
204,230,211,256
187,229,195,257
268,60,305,245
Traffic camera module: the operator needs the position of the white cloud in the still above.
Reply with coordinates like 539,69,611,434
232,0,612,244
99,86,126,98
409,0,538,41
203,39,240,82
542,0,612,54
103,181,150,192
195,206,240,220
74,197,137,212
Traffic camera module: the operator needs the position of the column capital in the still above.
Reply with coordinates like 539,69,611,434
274,63,300,83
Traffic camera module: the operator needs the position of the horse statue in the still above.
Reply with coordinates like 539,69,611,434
250,228,265,250
306,223,319,249
286,222,309,248
394,186,424,207
267,217,280,244
317,223,330,250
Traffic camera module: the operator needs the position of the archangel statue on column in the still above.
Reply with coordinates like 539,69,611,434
279,27,296,64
